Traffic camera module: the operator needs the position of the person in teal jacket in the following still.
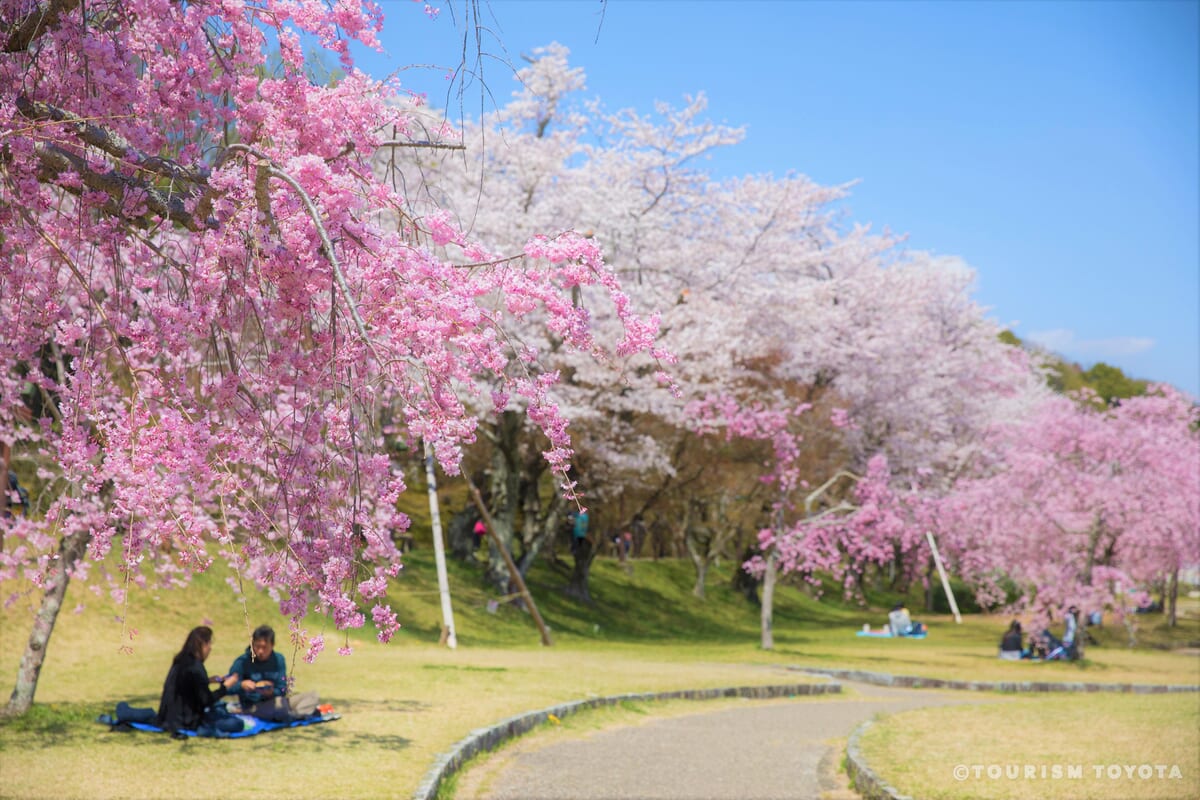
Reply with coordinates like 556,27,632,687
227,625,303,720
227,625,320,722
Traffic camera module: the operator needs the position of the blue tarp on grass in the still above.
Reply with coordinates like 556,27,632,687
97,712,340,738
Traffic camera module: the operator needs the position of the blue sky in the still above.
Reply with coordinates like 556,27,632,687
353,1,1199,397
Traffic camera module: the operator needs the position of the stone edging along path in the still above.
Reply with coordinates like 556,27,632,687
412,669,1200,800
846,719,915,800
796,666,1200,693
411,681,843,800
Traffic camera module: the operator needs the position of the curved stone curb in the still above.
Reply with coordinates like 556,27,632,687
411,681,843,800
796,666,1200,693
845,719,912,800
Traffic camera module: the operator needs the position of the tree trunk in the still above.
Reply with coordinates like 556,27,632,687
649,518,671,560
1082,514,1102,587
482,412,522,593
5,525,90,716
515,479,566,578
760,551,777,650
1168,568,1179,628
692,558,708,598
731,546,761,606
564,536,595,604
924,558,936,613
446,506,480,562
684,523,713,599
1072,611,1086,660
1,441,10,549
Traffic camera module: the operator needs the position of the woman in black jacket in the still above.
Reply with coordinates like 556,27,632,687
999,619,1025,660
154,626,241,735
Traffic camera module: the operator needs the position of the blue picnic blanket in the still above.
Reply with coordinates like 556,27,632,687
97,711,339,738
856,629,928,639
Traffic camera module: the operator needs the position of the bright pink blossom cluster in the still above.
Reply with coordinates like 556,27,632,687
0,1,665,649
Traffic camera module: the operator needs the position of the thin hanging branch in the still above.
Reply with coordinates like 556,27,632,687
376,140,467,151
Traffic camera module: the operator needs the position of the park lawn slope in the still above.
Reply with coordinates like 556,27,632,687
1,550,1197,799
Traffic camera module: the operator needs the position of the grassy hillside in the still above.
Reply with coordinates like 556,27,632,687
386,546,1198,653
4,546,1197,699
1,548,1197,800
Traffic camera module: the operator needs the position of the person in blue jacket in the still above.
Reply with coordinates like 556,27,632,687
227,625,318,721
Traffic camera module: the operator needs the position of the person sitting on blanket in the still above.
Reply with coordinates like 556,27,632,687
227,625,319,722
999,619,1025,660
115,625,243,736
887,602,926,637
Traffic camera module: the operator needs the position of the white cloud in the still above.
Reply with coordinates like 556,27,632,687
1026,328,1155,358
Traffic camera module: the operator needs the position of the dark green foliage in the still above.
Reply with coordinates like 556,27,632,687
999,330,1150,403
997,330,1022,347
922,578,983,615
1081,362,1149,404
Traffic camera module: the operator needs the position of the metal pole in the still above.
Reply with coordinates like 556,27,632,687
925,530,962,624
423,442,457,649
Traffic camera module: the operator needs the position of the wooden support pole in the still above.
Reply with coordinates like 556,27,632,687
926,530,962,624
465,477,553,647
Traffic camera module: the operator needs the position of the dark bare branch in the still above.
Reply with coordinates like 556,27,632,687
29,142,208,231
4,0,82,53
16,96,208,186
14,96,219,230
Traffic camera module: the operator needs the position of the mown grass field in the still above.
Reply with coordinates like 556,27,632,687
1,547,1197,799
858,693,1200,800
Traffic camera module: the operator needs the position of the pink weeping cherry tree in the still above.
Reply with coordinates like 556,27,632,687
937,385,1200,642
0,1,666,714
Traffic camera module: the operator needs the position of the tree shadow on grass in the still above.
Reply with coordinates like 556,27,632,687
329,697,430,714
251,723,412,752
339,731,412,750
0,701,115,747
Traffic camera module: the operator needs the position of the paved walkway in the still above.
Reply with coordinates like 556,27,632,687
454,681,999,800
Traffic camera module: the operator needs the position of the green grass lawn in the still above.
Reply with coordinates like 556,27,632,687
858,693,1200,800
1,549,1197,799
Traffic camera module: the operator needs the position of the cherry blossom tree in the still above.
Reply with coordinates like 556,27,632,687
0,2,665,714
692,243,1048,647
937,386,1200,640
387,43,887,598
390,44,1058,617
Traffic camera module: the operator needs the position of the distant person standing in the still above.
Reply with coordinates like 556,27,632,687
570,508,590,556
649,517,672,560
629,515,647,558
1062,606,1079,660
